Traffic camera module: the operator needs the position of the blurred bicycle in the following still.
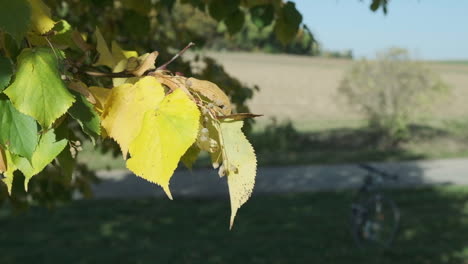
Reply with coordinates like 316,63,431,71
350,163,400,248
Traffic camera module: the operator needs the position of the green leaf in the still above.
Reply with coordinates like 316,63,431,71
0,0,31,43
219,120,257,229
224,9,245,35
0,95,38,160
4,48,75,128
1,33,21,59
208,0,240,21
68,91,101,144
250,4,274,29
54,118,75,179
56,147,75,180
274,1,302,45
181,144,201,170
0,55,13,91
13,129,68,191
27,20,76,50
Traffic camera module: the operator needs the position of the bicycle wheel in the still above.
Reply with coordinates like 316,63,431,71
350,193,400,248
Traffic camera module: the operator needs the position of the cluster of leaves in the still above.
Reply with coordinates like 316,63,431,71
0,0,260,227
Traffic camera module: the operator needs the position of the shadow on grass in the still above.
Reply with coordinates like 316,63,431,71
0,185,467,263
250,121,467,166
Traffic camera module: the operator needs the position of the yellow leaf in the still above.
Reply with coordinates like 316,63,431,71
28,0,55,34
219,120,257,229
111,41,138,61
126,89,200,199
1,150,17,195
93,27,115,68
88,86,111,113
101,76,165,158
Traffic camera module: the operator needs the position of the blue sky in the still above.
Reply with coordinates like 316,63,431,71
293,0,468,60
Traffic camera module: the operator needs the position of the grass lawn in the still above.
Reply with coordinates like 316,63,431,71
0,186,467,263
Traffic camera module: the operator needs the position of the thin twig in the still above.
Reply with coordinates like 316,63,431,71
83,70,134,78
156,42,195,71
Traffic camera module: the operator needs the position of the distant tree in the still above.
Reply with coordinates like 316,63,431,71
338,48,450,146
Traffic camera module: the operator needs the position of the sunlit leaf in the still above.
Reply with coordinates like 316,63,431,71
13,129,67,191
93,27,115,68
127,88,200,199
219,120,257,229
28,0,56,34
101,76,165,157
1,150,17,195
4,48,75,128
88,86,111,113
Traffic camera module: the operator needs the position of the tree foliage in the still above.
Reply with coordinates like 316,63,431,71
338,48,450,146
0,0,295,227
0,0,392,226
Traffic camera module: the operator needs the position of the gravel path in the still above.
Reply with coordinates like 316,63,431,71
92,158,468,199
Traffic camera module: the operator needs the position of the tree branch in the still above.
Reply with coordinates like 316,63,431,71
83,70,134,78
156,42,195,71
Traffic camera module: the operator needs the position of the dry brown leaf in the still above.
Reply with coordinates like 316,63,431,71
187,78,231,115
69,81,97,104
152,73,194,100
0,146,7,173
72,31,92,52
132,51,158,77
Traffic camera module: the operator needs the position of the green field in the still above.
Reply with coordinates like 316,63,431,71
1,186,467,263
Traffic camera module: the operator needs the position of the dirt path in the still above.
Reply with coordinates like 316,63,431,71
92,158,468,199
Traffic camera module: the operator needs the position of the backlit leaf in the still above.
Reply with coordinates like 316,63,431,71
101,76,165,157
88,86,111,113
0,95,38,160
219,120,257,229
1,150,17,195
4,48,75,128
13,129,67,191
111,41,138,63
94,27,115,68
28,0,55,34
127,88,200,199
